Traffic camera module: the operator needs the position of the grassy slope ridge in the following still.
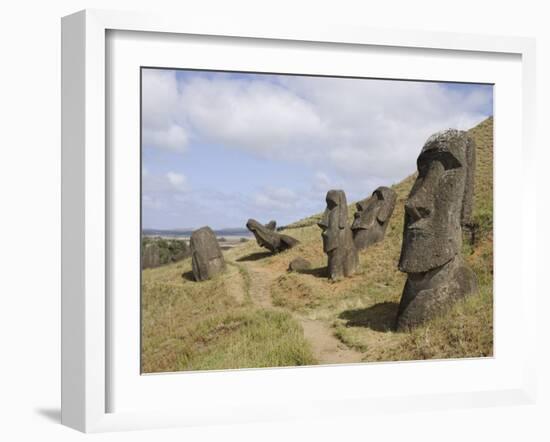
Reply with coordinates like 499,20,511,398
142,117,493,372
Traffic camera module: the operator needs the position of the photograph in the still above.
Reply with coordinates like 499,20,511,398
140,68,494,373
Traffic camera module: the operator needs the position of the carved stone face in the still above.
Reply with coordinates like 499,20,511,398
246,218,299,253
398,130,471,273
318,190,347,253
318,189,358,279
351,186,396,249
246,219,264,236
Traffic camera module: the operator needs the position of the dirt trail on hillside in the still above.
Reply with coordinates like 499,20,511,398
237,259,364,365
223,263,247,304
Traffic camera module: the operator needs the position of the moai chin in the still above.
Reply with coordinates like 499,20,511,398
351,186,397,250
190,226,226,282
318,189,359,280
396,129,477,330
246,219,299,253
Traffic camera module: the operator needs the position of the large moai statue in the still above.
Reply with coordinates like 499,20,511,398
396,129,478,330
318,190,359,280
190,226,226,281
246,219,299,253
351,186,397,250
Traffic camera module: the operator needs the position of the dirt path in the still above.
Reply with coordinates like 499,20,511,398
237,259,364,365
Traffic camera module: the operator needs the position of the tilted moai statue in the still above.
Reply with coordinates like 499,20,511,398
351,186,397,250
396,129,478,330
246,219,299,253
190,226,226,281
318,190,359,280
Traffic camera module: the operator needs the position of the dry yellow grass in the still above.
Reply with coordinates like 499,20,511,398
142,117,493,372
141,260,316,372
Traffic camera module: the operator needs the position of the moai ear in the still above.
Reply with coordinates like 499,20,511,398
338,191,348,229
376,189,397,224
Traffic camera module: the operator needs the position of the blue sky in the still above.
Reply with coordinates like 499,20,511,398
142,69,493,230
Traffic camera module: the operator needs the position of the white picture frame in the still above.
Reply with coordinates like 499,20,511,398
61,9,537,433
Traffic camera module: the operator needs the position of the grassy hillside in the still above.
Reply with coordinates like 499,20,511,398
141,117,493,372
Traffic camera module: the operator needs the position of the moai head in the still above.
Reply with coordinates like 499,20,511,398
351,186,397,249
246,218,299,253
318,190,359,279
190,226,226,281
398,129,476,274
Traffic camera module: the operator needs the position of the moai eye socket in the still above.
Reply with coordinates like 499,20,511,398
417,150,462,176
326,199,337,210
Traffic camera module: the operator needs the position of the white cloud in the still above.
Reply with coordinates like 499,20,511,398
141,69,492,229
143,124,189,152
178,77,324,159
166,171,189,192
142,170,190,195
142,194,163,210
142,70,190,152
142,71,491,180
254,186,299,211
141,69,180,130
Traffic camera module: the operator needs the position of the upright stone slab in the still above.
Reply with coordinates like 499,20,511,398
190,226,226,282
246,219,299,253
351,186,397,250
396,129,478,330
318,189,358,279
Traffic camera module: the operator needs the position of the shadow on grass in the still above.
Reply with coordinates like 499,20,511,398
296,266,328,278
181,270,195,282
338,301,399,332
236,251,273,262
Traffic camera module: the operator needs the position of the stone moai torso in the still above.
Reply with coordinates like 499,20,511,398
396,129,477,330
246,219,299,253
318,190,359,280
351,186,397,250
190,226,226,281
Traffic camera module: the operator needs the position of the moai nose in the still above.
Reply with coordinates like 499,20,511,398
405,192,432,222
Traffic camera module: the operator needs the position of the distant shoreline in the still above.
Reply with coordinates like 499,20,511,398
142,231,251,250
143,233,251,241
143,229,253,240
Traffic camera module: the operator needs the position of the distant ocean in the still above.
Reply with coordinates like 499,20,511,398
143,228,253,238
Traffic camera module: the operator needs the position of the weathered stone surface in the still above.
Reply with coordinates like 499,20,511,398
396,255,477,330
318,189,358,279
288,257,312,272
351,186,397,250
246,219,299,253
190,226,226,281
396,129,477,330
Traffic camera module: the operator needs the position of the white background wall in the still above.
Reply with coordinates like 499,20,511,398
0,1,547,441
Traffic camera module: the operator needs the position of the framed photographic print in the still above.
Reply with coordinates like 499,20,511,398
61,9,537,433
